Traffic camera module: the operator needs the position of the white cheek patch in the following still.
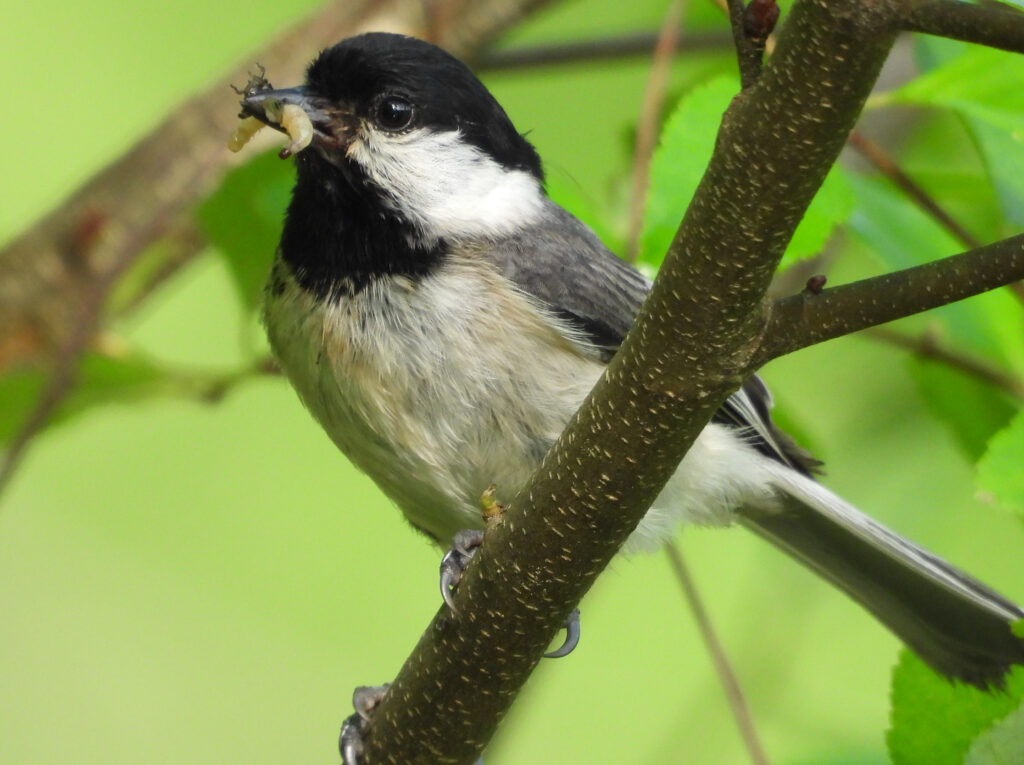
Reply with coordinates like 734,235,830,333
347,127,545,242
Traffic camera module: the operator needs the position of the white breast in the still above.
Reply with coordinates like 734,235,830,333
263,255,603,543
264,255,780,552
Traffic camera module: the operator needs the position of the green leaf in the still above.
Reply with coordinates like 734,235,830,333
964,115,1024,229
0,353,170,447
0,365,49,444
977,409,1024,516
197,150,294,311
847,171,960,269
639,75,737,269
640,74,853,271
780,163,854,269
1014,620,1024,641
912,36,967,73
908,359,1017,461
965,701,1024,765
889,110,1003,242
888,651,1024,765
848,173,1024,369
882,48,1024,133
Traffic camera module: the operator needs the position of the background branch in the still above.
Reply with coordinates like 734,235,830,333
665,542,769,765
0,0,559,376
847,130,981,249
0,0,563,501
476,28,731,70
864,326,1024,400
0,0,378,372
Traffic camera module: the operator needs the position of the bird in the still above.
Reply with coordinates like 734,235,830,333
232,32,1024,695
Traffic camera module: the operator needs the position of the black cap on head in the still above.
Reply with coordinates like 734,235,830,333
305,33,543,180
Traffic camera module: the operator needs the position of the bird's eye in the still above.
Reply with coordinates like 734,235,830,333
373,97,414,132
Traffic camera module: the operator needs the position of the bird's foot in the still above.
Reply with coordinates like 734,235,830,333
339,684,390,765
439,529,485,613
438,528,582,659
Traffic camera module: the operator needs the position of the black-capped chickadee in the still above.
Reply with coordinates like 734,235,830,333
234,32,1023,688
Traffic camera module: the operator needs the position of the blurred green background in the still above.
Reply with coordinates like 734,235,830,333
3,1,1023,764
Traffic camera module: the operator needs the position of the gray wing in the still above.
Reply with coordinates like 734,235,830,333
481,198,819,475
482,200,650,361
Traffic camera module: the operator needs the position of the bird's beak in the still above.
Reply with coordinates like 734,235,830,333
231,85,348,159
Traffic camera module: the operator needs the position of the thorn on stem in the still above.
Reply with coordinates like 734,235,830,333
65,210,110,265
803,274,827,295
744,0,779,41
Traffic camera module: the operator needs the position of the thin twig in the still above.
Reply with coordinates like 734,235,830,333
904,0,1024,55
755,234,1024,366
725,0,770,87
625,1,685,262
848,131,980,249
847,130,1024,305
864,326,1024,400
666,542,770,765
476,30,730,70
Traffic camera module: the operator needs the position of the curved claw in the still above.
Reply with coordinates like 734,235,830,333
544,608,581,659
339,713,364,765
338,684,390,765
439,554,460,613
439,529,485,613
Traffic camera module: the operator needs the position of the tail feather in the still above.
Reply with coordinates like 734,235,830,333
742,467,1024,688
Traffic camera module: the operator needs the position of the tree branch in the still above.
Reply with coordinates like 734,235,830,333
755,234,1024,366
0,205,192,499
359,1,903,762
0,0,381,373
904,0,1024,54
0,0,564,501
0,0,563,375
